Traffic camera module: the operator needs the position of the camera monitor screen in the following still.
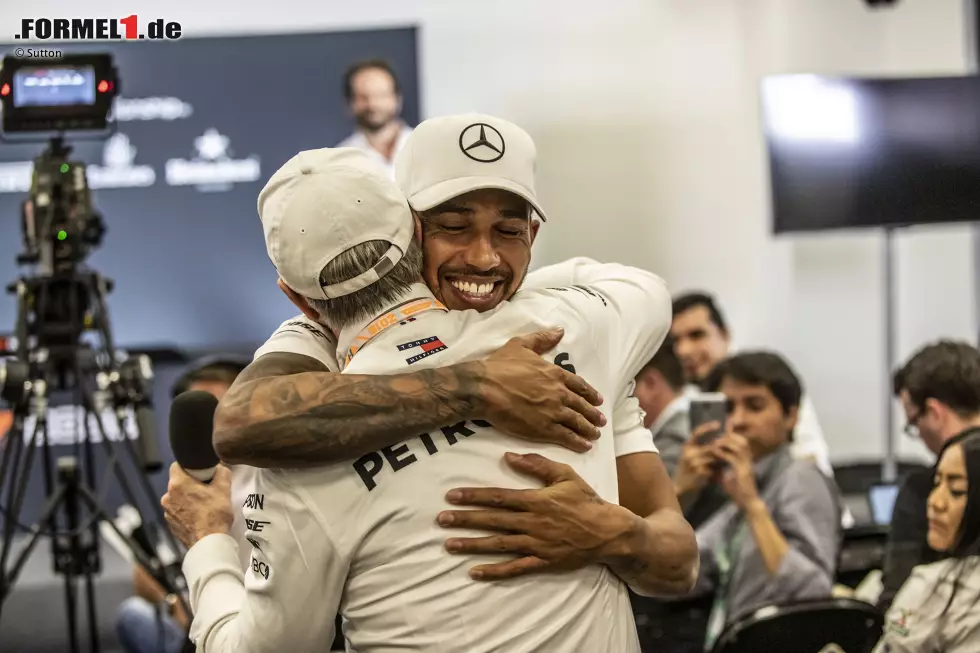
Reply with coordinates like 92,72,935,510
13,65,97,107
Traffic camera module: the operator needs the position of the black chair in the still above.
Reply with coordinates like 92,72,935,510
832,460,929,496
631,590,713,653
709,598,884,653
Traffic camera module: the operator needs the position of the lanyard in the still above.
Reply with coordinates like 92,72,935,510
343,297,448,367
704,519,750,651
702,452,792,651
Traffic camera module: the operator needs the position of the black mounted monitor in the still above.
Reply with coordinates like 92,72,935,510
762,74,980,234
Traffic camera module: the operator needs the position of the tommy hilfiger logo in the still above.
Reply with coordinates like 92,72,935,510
398,336,447,364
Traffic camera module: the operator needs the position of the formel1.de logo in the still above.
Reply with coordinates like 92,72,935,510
15,16,182,41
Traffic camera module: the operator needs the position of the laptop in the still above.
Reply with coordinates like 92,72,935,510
868,483,900,526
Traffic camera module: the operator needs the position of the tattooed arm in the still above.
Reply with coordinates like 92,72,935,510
213,352,476,467
213,329,606,468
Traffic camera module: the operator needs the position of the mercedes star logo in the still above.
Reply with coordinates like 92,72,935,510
459,123,506,163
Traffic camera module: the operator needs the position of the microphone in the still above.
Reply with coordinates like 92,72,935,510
169,390,220,483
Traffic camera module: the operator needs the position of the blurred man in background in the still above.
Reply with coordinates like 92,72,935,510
115,357,245,653
881,340,980,610
633,338,689,476
337,59,413,178
670,291,833,477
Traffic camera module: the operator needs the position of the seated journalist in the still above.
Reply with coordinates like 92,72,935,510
873,433,980,652
671,352,840,651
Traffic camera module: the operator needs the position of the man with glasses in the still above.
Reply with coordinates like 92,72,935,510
882,340,980,610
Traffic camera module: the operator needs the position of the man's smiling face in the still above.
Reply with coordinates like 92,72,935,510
419,188,539,312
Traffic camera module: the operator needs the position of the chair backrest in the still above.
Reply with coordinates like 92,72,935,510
710,598,884,653
833,460,929,495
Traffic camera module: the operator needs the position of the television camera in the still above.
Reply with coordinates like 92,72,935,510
0,53,187,653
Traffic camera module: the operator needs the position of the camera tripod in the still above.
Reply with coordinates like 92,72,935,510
0,269,189,653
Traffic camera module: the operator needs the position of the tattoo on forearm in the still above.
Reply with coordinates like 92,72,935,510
602,510,698,596
607,555,651,580
214,353,485,468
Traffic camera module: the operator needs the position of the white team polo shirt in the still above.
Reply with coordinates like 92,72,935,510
227,318,340,572
187,259,669,652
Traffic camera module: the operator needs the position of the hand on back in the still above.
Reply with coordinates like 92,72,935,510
477,328,607,453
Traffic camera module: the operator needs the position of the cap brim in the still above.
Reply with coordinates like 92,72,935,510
407,176,548,222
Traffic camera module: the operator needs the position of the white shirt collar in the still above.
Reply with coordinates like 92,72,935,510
335,282,436,368
649,395,690,438
344,122,413,163
393,123,413,152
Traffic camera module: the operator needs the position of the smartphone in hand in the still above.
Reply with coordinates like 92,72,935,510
689,392,727,446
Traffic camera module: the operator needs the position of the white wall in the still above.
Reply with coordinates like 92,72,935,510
6,0,973,463
740,0,975,464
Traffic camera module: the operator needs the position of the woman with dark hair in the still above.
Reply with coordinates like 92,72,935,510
874,433,980,651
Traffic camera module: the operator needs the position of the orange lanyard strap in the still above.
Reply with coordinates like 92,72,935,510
344,297,448,366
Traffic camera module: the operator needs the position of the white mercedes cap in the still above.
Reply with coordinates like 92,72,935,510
258,147,414,300
394,113,549,221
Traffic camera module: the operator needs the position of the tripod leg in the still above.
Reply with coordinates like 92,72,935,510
84,273,185,559
0,280,31,495
64,566,79,653
0,416,37,603
38,416,57,537
61,456,83,653
75,484,161,580
84,569,99,653
0,484,67,604
0,420,25,599
0,414,19,503
76,482,192,620
77,414,102,653
85,397,184,561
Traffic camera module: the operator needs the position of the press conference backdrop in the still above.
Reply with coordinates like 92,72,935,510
0,27,419,530
0,27,420,350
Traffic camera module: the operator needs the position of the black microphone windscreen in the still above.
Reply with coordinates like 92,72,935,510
169,391,220,472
